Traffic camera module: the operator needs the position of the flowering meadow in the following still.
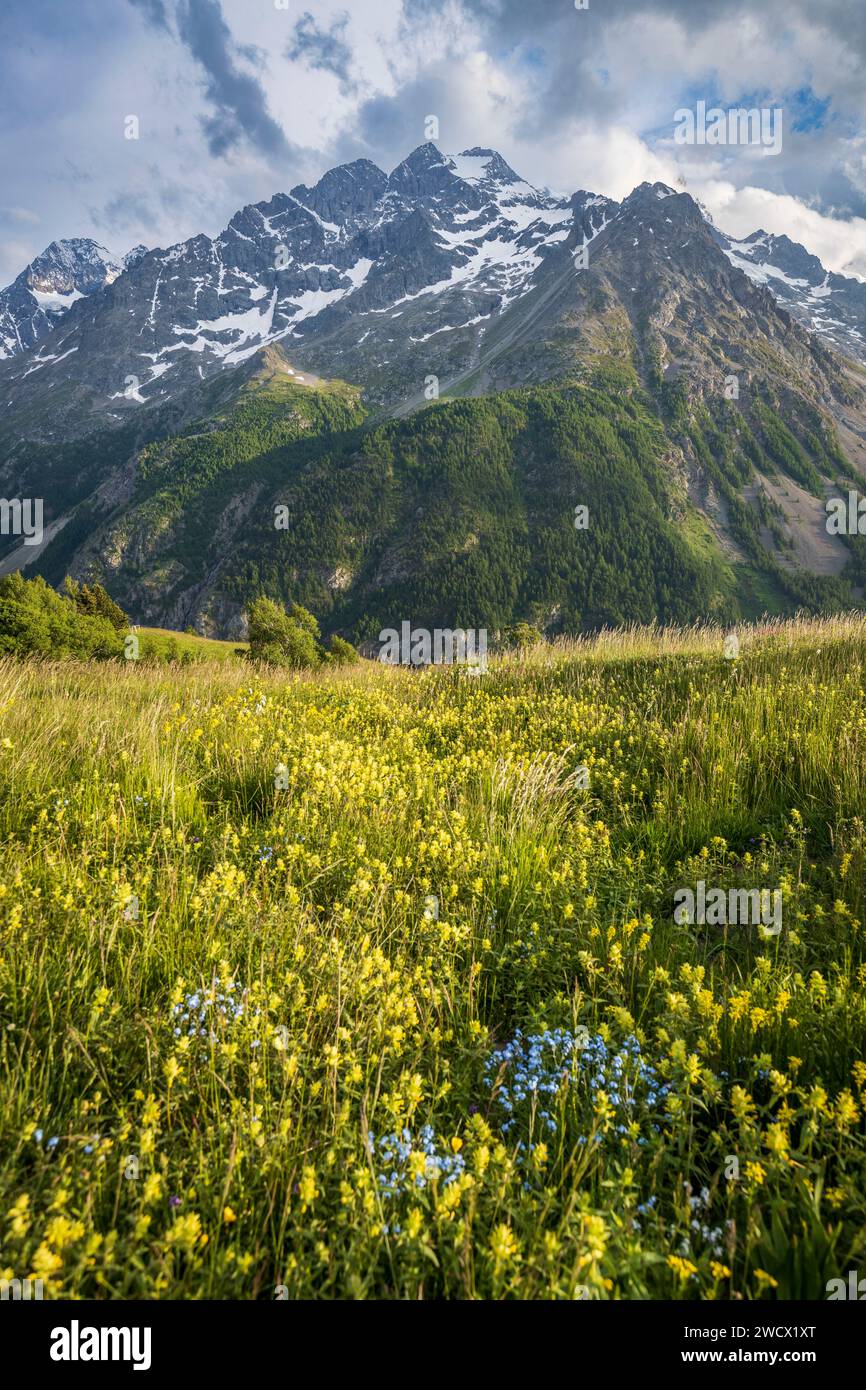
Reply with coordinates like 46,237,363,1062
1,614,866,1300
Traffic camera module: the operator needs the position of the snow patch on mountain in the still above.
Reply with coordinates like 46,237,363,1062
718,226,866,360
0,237,146,360
4,142,866,419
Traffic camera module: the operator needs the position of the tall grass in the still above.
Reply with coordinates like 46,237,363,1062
1,614,865,1299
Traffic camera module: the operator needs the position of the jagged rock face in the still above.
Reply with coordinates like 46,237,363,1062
586,183,817,370
282,159,388,230
0,239,126,360
716,226,866,364
0,145,615,436
0,146,862,464
1,154,863,640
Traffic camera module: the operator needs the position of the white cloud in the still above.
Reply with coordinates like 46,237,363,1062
1,207,41,226
2,0,865,294
514,126,677,202
698,180,866,280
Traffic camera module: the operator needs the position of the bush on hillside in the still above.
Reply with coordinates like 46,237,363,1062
327,634,359,666
501,622,543,650
246,597,324,669
0,572,124,660
63,577,129,631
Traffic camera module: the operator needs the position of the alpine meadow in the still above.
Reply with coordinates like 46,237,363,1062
2,0,866,1341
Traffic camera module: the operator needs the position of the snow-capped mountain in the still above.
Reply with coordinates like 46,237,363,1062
3,144,865,638
715,228,866,365
0,238,141,361
0,143,863,454
0,145,615,426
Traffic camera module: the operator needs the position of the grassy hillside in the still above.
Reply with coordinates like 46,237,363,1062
135,626,247,663
38,359,865,640
1,614,865,1298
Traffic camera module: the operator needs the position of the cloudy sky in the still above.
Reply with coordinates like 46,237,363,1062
1,0,865,285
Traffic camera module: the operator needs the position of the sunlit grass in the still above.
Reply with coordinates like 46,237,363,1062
1,613,865,1298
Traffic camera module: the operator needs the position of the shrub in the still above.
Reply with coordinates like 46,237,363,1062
0,572,124,660
247,597,323,669
63,577,129,631
502,622,543,651
327,634,359,666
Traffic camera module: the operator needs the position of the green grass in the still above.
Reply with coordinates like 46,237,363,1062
136,626,247,663
1,613,865,1300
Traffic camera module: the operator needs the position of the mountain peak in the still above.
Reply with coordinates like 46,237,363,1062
3,143,865,406
450,147,523,186
388,143,527,198
291,158,387,228
388,142,456,197
393,142,447,173
27,238,122,283
0,236,125,360
622,181,678,204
